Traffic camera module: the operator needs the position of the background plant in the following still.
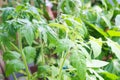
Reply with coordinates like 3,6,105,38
1,0,120,80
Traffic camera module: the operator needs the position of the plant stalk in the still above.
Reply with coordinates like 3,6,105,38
17,32,31,80
41,42,45,64
13,73,17,80
37,35,45,64
1,42,5,52
58,51,70,80
10,42,20,53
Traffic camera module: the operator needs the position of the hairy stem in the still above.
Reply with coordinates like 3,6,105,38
58,51,70,80
10,42,20,52
17,32,31,80
37,35,45,64
13,73,17,80
1,42,5,52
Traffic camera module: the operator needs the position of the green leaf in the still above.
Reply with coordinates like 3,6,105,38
3,51,21,61
87,11,97,22
86,74,97,80
84,21,108,37
15,5,24,12
5,59,25,76
90,41,100,58
88,68,104,80
65,19,73,26
47,32,58,47
0,33,11,48
55,39,74,53
46,26,59,47
70,50,86,80
105,59,120,75
38,65,50,75
115,15,120,28
28,6,39,15
77,44,91,60
1,7,14,22
24,27,34,46
107,30,120,37
100,72,119,80
63,74,71,80
101,0,107,9
105,9,114,21
87,60,109,68
48,23,69,32
24,46,36,64
21,19,34,46
51,66,59,77
38,25,48,44
107,39,120,60
90,37,102,58
101,16,112,28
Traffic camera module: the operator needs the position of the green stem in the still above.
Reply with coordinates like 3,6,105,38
41,42,45,64
10,42,20,52
34,45,41,49
57,0,62,18
37,35,45,64
58,51,70,80
1,42,5,52
13,73,17,80
17,32,31,80
21,51,31,80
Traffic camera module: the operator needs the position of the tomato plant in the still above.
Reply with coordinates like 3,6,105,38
0,0,120,80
